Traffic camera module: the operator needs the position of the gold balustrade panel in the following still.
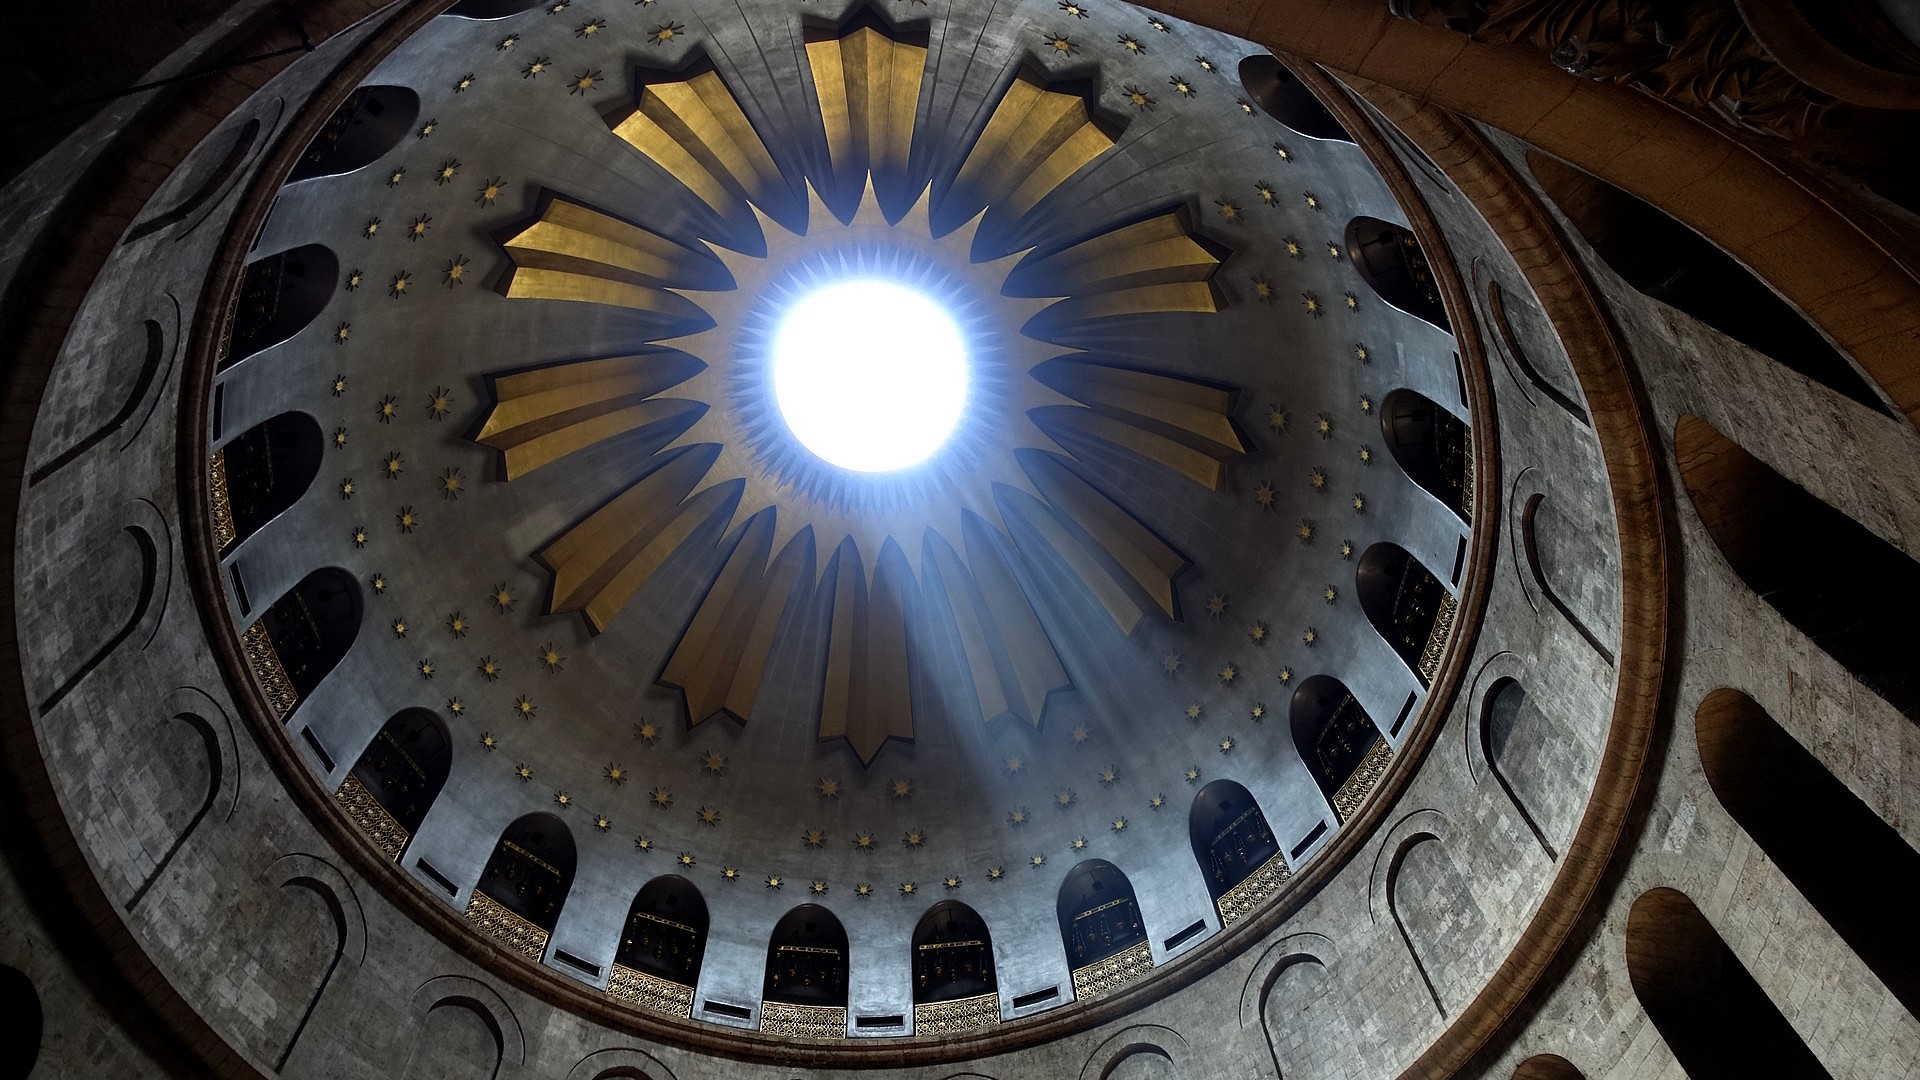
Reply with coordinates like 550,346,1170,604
1069,939,1152,1002
759,1000,847,1040
464,889,549,963
334,773,406,861
606,963,694,1019
1215,851,1292,926
913,992,1001,1036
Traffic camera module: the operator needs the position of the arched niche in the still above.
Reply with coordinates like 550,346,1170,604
1186,779,1283,910
445,0,548,16
1696,688,1920,1018
468,813,576,959
222,244,339,366
1512,1053,1585,1080
911,901,998,1024
1625,887,1833,1079
1480,677,1554,857
215,411,323,551
1675,414,1920,720
1289,675,1389,822
401,1000,501,1080
287,85,420,183
1528,151,1889,416
1345,217,1451,332
1357,541,1457,686
1056,860,1150,991
613,875,708,1006
1381,388,1471,522
762,904,849,1013
1237,55,1352,141
0,965,41,1075
253,567,362,714
339,708,452,861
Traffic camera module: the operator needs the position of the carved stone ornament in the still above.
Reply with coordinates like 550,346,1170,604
1069,939,1153,1002
913,992,1003,1036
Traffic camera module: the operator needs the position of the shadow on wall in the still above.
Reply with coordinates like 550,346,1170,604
1237,55,1353,142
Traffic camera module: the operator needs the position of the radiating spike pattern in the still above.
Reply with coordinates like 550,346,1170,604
476,352,706,480
947,72,1117,228
1030,359,1246,490
818,539,914,764
659,512,812,726
807,27,924,219
495,197,722,318
607,69,790,224
1015,450,1187,627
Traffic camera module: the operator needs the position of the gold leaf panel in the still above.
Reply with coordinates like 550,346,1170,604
476,351,706,480
819,538,914,765
607,68,795,230
495,196,720,319
807,25,923,220
658,511,812,727
945,71,1117,230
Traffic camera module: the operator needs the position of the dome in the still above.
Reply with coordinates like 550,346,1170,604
4,0,1919,1078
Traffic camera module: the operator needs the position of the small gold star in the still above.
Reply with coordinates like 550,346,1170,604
491,584,515,611
455,73,475,92
1359,445,1374,464
1008,807,1028,826
434,159,460,184
803,829,826,848
1274,142,1294,161
1184,704,1201,720
635,720,659,744
1005,755,1024,774
1237,97,1256,115
363,218,381,238
1162,653,1182,675
389,271,411,296
1267,406,1289,434
1219,737,1235,753
476,177,505,206
1250,621,1269,643
1341,540,1355,559
1045,33,1077,55
569,69,602,96
649,22,684,44
1171,76,1196,97
890,778,912,799
1328,241,1344,259
440,468,463,500
650,787,673,808
369,572,388,593
1070,724,1090,745
944,874,961,889
1355,343,1372,363
1149,793,1166,809
1254,480,1277,509
594,815,611,832
521,57,549,78
899,882,916,895
1112,817,1128,832
853,832,876,850
677,852,695,868
1215,197,1241,223
1030,854,1048,869
477,730,495,749
606,763,628,785
539,644,564,672
1278,667,1294,684
1251,274,1276,303
816,777,840,798
697,805,720,826
391,618,408,638
331,373,349,394
1310,467,1329,491
442,257,468,286
351,526,368,548
1196,54,1217,72
1059,0,1089,15
450,699,467,717
514,695,536,717
1297,519,1316,542
1316,414,1334,438
497,33,519,50
334,324,351,344
386,167,406,188
417,119,436,138
418,659,435,678
1284,236,1303,258
515,763,533,781
1148,16,1169,31
1185,766,1201,783
1219,663,1238,684
576,18,605,36
1124,84,1154,109
1325,584,1339,603
1099,766,1118,785
903,828,926,848
1304,191,1321,211
702,750,725,774
338,478,355,499
988,866,1005,880
477,656,501,681
1071,836,1088,851
1055,790,1075,807
1303,293,1323,318
1345,291,1360,311
1352,493,1368,513
1303,626,1319,646
396,507,419,533
855,883,873,897
407,215,431,241
1205,593,1228,618
633,836,652,851
810,880,828,895
1119,34,1144,53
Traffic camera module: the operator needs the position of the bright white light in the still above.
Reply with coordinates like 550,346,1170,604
771,279,969,473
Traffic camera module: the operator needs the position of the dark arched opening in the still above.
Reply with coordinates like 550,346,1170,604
1512,1054,1585,1080
0,965,41,1076
615,875,708,992
471,813,576,952
1289,675,1387,821
1528,151,1889,416
1186,779,1283,909
763,904,849,1010
1381,388,1470,522
1356,541,1456,685
223,244,339,366
446,0,548,16
1697,688,1920,1018
1056,859,1149,985
1237,55,1352,142
217,411,323,550
1676,414,1920,720
287,86,421,183
1481,678,1553,857
341,708,452,861
911,901,997,1006
254,567,362,713
1345,217,1450,331
1625,887,1832,1079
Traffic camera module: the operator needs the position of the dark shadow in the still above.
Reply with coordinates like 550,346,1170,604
1625,887,1833,1080
1187,779,1281,901
1356,541,1454,685
128,712,224,910
1289,675,1384,819
218,411,323,549
764,904,849,1007
29,318,166,486
287,86,420,183
477,814,577,937
222,244,339,366
1529,151,1889,416
1484,278,1587,424
1512,1053,1584,1080
1237,55,1352,141
1381,388,1470,522
1676,414,1920,720
1345,217,1450,331
0,965,41,1077
255,568,362,709
1480,678,1555,858
446,0,549,15
1520,493,1614,665
1697,688,1920,1019
617,875,708,988
1057,860,1148,971
912,901,997,1005
125,118,262,245
347,709,453,852
39,523,157,714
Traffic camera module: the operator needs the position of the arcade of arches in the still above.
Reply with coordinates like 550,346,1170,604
3,1,1919,1078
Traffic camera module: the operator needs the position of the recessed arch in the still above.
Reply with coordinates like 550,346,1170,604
911,900,998,1008
1512,1053,1584,1080
221,244,339,367
615,875,709,993
1380,388,1470,522
1528,151,1889,416
1057,860,1150,987
1356,541,1457,686
1289,674,1388,821
445,0,549,16
0,965,41,1076
763,903,849,1008
340,708,452,861
1237,54,1353,141
468,813,577,958
1186,778,1283,907
252,567,362,715
215,411,323,551
1346,216,1451,331
1696,688,1920,1018
1478,677,1553,858
287,85,420,183
1675,414,1920,720
1625,887,1833,1079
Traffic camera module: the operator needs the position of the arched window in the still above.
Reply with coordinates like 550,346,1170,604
1676,414,1920,720
339,708,451,861
1528,152,1888,416
253,567,362,713
613,875,708,998
287,86,421,183
469,813,576,958
1625,887,1833,1079
1056,859,1150,997
1481,678,1554,856
1345,217,1451,332
1289,675,1388,821
1186,779,1284,913
1236,55,1352,142
761,904,849,1037
1380,388,1471,522
223,244,339,366
911,902,997,1012
1356,541,1457,685
216,411,323,550
1696,688,1920,1018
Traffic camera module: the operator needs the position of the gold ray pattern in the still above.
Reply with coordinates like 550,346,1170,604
476,27,1246,765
